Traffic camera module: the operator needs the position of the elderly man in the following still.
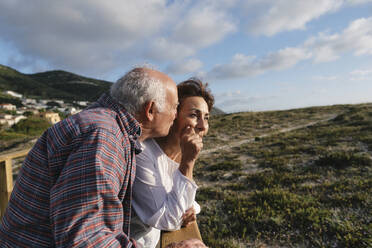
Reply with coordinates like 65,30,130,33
0,68,206,248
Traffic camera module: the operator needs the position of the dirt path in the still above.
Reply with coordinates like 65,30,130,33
201,114,339,156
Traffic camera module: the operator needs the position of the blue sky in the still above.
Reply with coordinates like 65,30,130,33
1,0,372,112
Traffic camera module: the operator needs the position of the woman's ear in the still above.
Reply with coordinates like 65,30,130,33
144,101,156,121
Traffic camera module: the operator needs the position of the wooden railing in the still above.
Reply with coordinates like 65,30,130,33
0,149,30,219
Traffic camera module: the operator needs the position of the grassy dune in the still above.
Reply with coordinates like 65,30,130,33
196,103,372,247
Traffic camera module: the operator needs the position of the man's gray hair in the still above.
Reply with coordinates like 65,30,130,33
110,68,166,114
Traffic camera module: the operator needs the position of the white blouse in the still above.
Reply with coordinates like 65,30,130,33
131,138,200,248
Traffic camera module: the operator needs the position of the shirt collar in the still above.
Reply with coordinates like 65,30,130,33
95,93,142,140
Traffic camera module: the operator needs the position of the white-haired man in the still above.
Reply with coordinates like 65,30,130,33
0,68,206,248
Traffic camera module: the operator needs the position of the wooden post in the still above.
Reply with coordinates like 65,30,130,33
0,148,30,219
0,158,13,219
160,221,203,247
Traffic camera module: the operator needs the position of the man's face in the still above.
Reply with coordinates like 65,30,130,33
152,84,178,137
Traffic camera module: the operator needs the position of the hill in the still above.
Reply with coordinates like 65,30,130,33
195,103,372,247
0,64,225,114
210,106,225,115
0,64,112,102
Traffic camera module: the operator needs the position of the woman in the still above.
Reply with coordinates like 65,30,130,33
130,78,214,248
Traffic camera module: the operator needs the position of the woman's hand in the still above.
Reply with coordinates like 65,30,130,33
179,126,203,179
181,207,196,227
181,126,203,162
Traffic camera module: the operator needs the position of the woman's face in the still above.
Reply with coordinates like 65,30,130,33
174,96,210,138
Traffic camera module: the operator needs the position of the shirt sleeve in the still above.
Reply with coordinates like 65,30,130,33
49,128,136,247
132,145,198,231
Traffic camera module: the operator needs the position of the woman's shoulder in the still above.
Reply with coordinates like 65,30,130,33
136,138,167,168
135,139,168,185
141,139,164,155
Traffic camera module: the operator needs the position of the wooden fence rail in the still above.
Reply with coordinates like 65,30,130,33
0,149,30,219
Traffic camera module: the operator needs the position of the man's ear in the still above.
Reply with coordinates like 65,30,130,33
144,101,156,121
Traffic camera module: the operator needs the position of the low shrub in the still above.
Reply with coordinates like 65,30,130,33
208,160,242,171
315,151,371,169
11,117,51,136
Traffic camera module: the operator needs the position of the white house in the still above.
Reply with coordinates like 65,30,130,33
0,103,16,111
65,107,81,115
23,98,37,105
54,100,65,105
39,112,61,124
38,100,49,105
0,114,25,126
74,101,89,106
0,117,14,126
14,115,27,124
5,90,22,98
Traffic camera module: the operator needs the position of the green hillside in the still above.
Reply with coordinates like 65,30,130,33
0,64,111,102
196,103,372,247
0,64,225,113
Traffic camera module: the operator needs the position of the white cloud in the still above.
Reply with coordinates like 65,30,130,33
171,5,236,48
146,1,236,61
207,16,372,80
207,48,310,79
242,0,343,36
215,91,279,112
1,0,372,81
239,0,372,37
260,47,311,70
350,69,372,76
313,75,339,81
305,33,341,62
305,17,372,62
347,0,372,4
146,38,196,61
166,58,203,75
0,0,169,75
349,68,372,80
0,0,238,77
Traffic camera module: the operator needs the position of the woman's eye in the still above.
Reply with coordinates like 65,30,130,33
190,113,197,118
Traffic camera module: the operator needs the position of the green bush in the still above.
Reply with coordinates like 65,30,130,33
208,160,242,171
315,151,371,169
259,157,289,171
12,117,51,136
196,187,226,202
0,130,28,141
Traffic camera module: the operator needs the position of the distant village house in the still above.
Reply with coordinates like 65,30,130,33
74,101,89,107
0,113,26,126
65,107,81,115
23,98,37,105
0,103,16,111
5,90,22,98
39,112,61,124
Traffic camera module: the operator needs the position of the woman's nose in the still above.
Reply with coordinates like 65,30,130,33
196,118,206,131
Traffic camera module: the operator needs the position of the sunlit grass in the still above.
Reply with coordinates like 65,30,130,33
196,103,372,247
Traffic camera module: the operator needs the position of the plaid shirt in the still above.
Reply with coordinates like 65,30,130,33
0,93,141,247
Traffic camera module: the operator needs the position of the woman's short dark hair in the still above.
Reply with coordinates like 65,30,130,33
177,78,214,111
